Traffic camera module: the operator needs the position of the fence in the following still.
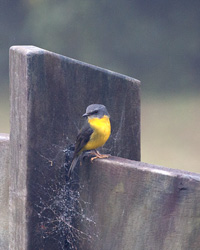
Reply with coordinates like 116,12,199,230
0,46,200,249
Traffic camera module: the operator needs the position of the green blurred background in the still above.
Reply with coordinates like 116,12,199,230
0,0,200,172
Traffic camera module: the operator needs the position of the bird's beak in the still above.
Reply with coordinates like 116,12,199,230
82,113,88,117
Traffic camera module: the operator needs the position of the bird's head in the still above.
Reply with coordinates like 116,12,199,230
82,104,110,119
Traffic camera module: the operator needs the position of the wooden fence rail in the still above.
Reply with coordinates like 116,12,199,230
0,46,199,249
0,134,9,250
78,157,200,250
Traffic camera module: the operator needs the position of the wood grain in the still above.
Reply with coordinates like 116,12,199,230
9,46,140,249
79,157,200,250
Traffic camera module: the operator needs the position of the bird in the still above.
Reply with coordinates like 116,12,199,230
68,104,111,175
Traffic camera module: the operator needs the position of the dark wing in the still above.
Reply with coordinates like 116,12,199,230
73,121,93,158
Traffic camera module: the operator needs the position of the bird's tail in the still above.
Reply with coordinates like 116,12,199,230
68,156,79,176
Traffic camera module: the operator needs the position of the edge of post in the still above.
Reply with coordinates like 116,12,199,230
9,45,141,86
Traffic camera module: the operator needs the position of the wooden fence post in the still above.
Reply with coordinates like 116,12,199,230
9,46,140,249
4,45,200,250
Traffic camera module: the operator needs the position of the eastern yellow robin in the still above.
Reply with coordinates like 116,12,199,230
68,104,111,175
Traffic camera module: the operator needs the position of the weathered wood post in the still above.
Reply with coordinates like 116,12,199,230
7,45,200,250
9,46,140,249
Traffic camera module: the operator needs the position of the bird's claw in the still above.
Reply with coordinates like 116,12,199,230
90,153,110,162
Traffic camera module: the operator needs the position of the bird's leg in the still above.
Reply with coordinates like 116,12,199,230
94,149,101,156
90,149,110,162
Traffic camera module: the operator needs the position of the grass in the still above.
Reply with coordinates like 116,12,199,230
0,88,9,134
141,93,200,173
0,91,200,173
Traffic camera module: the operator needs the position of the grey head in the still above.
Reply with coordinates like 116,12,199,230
82,104,110,118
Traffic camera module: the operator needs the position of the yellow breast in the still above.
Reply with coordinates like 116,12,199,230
83,115,111,151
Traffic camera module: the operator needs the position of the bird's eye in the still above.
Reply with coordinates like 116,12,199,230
91,110,98,115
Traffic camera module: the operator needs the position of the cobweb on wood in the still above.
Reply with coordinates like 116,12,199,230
32,143,98,250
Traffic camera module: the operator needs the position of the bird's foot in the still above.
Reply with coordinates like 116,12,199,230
90,150,111,162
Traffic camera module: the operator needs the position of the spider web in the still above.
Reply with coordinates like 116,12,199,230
30,141,99,250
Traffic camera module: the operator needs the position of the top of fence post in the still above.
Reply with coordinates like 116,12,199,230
9,46,140,249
